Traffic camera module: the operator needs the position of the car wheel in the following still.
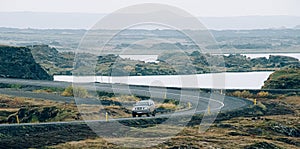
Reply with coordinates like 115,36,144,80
146,113,150,117
132,113,136,117
152,110,156,116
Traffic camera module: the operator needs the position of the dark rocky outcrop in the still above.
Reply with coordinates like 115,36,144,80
244,142,282,149
28,45,74,75
267,122,300,137
0,45,52,80
7,107,59,123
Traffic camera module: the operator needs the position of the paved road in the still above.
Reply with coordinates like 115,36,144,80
0,78,251,127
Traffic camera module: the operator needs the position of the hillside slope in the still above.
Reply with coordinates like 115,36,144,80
0,45,52,80
262,68,300,89
28,45,73,75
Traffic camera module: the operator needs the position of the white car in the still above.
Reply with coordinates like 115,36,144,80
132,100,156,117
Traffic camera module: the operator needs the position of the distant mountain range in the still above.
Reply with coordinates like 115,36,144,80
0,12,300,30
294,25,300,29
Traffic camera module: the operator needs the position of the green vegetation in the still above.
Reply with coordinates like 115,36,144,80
262,68,300,89
9,84,22,89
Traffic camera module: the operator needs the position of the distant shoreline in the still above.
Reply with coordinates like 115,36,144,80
0,12,300,30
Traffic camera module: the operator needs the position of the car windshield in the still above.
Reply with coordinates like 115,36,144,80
136,101,149,106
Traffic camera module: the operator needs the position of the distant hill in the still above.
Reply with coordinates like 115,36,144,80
1,27,300,54
294,25,300,29
0,45,53,80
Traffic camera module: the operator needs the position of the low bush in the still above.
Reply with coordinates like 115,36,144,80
61,85,88,98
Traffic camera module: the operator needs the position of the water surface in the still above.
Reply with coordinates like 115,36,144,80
54,71,273,89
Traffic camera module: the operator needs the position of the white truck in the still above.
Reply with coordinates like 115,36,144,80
132,100,156,117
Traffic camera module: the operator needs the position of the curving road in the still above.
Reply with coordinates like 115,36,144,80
0,78,251,127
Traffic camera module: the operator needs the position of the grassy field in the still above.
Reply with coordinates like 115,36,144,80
47,95,300,149
0,94,80,123
0,89,299,148
0,92,181,123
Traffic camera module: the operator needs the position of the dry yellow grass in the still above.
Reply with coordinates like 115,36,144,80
108,95,140,102
0,94,80,123
0,108,19,112
78,104,132,120
285,96,300,106
33,89,56,94
0,94,62,107
157,103,177,110
49,123,298,149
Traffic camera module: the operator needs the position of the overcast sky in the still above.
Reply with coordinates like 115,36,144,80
0,0,299,17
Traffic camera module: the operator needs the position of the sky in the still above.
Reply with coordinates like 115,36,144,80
0,0,299,17
0,0,300,29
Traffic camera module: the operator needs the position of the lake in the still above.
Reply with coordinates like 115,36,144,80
57,53,297,89
54,71,274,89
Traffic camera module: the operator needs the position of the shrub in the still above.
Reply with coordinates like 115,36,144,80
157,103,177,110
232,90,254,98
61,85,88,98
257,91,269,98
97,91,115,97
241,90,253,98
231,91,242,97
61,86,73,97
73,87,89,98
163,98,179,105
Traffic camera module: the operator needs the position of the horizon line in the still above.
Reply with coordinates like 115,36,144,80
0,11,300,18
0,26,299,31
